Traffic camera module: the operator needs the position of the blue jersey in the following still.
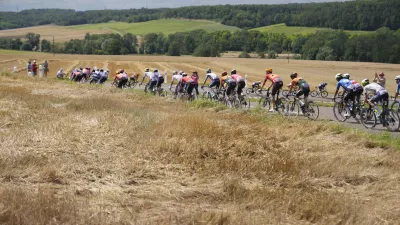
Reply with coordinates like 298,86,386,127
336,79,352,91
397,83,400,94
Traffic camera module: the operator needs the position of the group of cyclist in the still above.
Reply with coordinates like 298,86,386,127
57,67,110,84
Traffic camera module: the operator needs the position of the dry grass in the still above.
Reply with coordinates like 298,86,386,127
1,52,400,93
0,74,400,224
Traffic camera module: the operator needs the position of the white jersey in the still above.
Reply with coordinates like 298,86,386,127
364,83,387,95
206,73,218,80
102,71,108,78
144,72,158,81
171,74,182,83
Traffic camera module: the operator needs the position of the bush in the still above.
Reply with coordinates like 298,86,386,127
268,50,276,59
257,51,266,58
238,52,251,58
20,43,32,51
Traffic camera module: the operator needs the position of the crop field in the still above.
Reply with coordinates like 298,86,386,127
1,51,400,224
0,19,240,42
250,23,372,36
2,51,400,93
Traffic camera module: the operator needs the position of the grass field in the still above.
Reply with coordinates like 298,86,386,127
1,63,400,224
2,51,399,93
69,19,240,36
0,19,240,42
250,23,371,36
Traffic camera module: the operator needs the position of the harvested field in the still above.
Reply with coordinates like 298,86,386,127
0,72,400,224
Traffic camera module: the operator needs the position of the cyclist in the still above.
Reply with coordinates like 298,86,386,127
170,71,182,88
191,71,200,95
231,70,245,96
333,73,352,99
140,68,158,93
114,70,128,88
260,68,283,112
287,72,310,113
251,81,262,90
362,79,389,108
394,76,400,100
317,82,328,91
56,68,65,79
99,69,108,84
129,72,139,84
181,73,195,99
220,71,237,106
201,68,220,89
154,69,164,89
343,74,364,116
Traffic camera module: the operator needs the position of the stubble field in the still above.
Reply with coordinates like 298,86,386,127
1,52,400,224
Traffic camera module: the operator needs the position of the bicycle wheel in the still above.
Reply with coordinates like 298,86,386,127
310,90,318,97
286,101,300,117
276,97,288,115
202,92,210,100
333,102,349,122
305,101,319,120
391,101,400,114
259,97,271,111
159,89,167,97
360,108,377,129
281,90,288,96
245,88,254,95
320,91,329,98
384,110,400,131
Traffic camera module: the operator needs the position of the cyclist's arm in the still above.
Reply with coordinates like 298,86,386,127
140,73,147,84
202,76,209,86
267,82,273,90
395,92,399,100
169,78,175,87
260,78,267,89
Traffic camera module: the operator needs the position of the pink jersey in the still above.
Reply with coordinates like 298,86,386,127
231,74,244,82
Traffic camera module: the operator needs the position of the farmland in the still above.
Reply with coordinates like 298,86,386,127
0,19,240,42
1,51,400,224
250,23,372,36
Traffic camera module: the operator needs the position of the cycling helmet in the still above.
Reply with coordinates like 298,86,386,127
100,69,104,72
231,69,237,75
290,72,298,79
335,73,343,81
266,68,272,73
179,71,184,75
120,69,124,73
145,68,150,72
154,68,158,72
206,68,211,73
173,71,177,75
182,73,188,77
395,75,400,81
343,73,350,79
106,69,109,72
361,79,370,87
222,71,228,76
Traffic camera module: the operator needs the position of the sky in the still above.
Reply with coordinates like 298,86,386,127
0,0,346,11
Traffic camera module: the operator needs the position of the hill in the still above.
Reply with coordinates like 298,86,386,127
0,19,240,42
69,19,240,36
250,24,372,36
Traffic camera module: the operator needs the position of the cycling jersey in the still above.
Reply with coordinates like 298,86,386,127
181,77,194,86
144,72,158,82
290,77,309,90
397,83,400,94
172,74,183,83
116,73,128,80
265,74,282,84
191,75,199,84
231,74,244,82
364,83,387,95
336,79,352,91
220,76,235,86
347,80,362,90
206,73,218,80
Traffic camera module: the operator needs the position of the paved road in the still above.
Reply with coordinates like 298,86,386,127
111,82,400,136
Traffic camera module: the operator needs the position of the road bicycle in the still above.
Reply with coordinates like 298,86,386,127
310,87,329,98
201,86,224,103
258,91,286,112
360,99,400,131
277,96,319,120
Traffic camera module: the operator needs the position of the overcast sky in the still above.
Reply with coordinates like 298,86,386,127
0,0,346,11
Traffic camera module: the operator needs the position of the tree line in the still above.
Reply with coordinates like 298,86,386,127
2,28,399,64
1,0,399,31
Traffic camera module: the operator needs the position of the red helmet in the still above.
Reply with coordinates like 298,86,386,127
222,71,228,76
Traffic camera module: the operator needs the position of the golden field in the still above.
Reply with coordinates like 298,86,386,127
0,51,400,224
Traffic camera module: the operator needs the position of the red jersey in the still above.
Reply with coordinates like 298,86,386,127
265,74,282,83
181,77,194,86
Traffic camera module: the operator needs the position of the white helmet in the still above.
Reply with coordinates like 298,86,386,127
343,73,350,79
395,75,400,81
335,73,343,81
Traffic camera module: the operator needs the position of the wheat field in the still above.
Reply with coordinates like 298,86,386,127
1,54,400,224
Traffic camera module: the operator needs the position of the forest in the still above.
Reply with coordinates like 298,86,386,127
0,0,399,31
2,27,399,64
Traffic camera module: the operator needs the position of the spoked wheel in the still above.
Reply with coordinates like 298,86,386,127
281,90,289,96
384,110,400,131
202,92,210,100
360,108,377,129
159,89,167,97
276,97,288,115
305,101,319,120
246,88,254,95
320,91,329,98
391,101,400,114
285,101,300,117
259,97,271,111
333,102,349,122
310,90,318,97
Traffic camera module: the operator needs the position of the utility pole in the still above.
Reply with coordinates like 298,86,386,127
52,36,55,57
288,43,290,64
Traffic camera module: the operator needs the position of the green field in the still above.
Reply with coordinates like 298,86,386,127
250,23,371,36
69,19,240,35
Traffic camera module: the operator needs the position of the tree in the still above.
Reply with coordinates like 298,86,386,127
41,39,51,52
25,33,40,50
167,42,181,56
238,52,251,58
20,43,32,51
